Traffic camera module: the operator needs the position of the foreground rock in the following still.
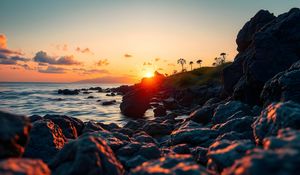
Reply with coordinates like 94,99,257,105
0,158,50,175
223,8,300,105
24,119,66,163
253,101,300,144
0,111,31,159
130,154,209,175
261,60,300,106
50,134,124,175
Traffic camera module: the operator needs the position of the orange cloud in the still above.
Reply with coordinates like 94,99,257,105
33,51,81,65
0,34,7,48
143,62,152,66
97,59,109,66
155,58,160,62
75,47,93,54
124,54,132,58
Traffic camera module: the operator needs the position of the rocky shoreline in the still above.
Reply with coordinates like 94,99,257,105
1,8,300,175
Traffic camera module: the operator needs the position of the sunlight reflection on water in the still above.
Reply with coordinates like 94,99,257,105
0,82,145,125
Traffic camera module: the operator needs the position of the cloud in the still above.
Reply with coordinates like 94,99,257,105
18,64,35,70
0,34,7,48
155,58,160,62
124,54,132,58
97,59,109,66
0,34,29,65
33,51,81,65
168,63,175,66
73,68,109,75
143,62,152,66
75,47,93,54
38,66,66,74
157,68,164,71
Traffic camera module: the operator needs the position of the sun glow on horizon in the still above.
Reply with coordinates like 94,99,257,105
144,71,154,78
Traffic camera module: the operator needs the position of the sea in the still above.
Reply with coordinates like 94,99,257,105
0,82,154,126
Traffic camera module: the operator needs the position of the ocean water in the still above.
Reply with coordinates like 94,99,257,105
0,82,153,125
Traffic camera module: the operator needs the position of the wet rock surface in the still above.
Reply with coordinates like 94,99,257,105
24,119,66,164
50,134,125,175
0,158,51,175
0,111,31,159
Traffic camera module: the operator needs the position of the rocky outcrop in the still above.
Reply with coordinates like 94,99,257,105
130,154,209,175
223,8,300,105
261,60,300,106
44,114,80,139
58,89,79,95
50,134,124,175
253,101,300,144
120,88,153,118
24,119,66,163
0,158,51,175
0,111,31,159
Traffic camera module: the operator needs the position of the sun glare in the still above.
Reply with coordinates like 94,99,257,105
144,71,154,78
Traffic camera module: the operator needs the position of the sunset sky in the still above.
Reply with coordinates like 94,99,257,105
0,0,299,83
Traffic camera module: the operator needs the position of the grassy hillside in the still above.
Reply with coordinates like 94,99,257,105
162,62,232,88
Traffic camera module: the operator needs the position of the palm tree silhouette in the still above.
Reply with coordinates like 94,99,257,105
196,59,202,68
177,58,186,72
189,61,194,70
220,52,227,64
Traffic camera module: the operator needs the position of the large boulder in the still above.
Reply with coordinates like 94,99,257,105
171,121,218,146
24,119,66,163
207,139,254,172
0,111,31,159
223,8,300,105
50,134,124,175
120,88,153,118
130,154,209,175
223,148,300,175
44,114,81,139
253,101,300,144
57,89,79,95
261,60,300,106
0,158,51,175
212,101,252,125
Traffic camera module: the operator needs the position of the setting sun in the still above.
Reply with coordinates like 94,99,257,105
144,71,154,78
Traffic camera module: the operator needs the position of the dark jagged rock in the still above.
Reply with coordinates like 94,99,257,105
263,128,300,150
90,131,128,151
82,121,106,133
207,139,255,172
120,88,153,118
171,121,218,146
236,10,276,52
136,143,161,160
191,146,208,165
0,111,31,159
87,95,94,99
188,106,215,124
44,114,79,139
133,131,156,144
143,121,173,137
162,97,179,110
24,119,66,164
171,144,190,154
223,148,300,175
261,60,300,106
253,101,300,144
57,89,79,95
213,116,254,140
0,158,51,175
117,142,141,157
50,134,124,175
212,101,252,125
153,105,167,117
130,154,209,175
223,8,300,105
101,100,116,106
29,115,43,123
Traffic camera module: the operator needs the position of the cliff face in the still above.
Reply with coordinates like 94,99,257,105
223,8,300,105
